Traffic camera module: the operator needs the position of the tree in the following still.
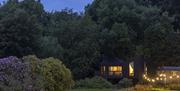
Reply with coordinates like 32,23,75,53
86,0,180,75
143,12,180,74
85,0,161,59
41,10,101,79
100,23,134,60
147,0,180,31
38,36,64,58
0,8,41,57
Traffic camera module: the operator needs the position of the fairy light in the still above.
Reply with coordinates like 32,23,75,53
152,79,155,83
143,73,180,84
160,78,163,80
156,77,159,80
169,76,173,79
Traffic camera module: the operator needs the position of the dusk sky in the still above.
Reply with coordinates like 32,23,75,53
0,0,94,12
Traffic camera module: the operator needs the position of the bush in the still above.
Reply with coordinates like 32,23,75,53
117,78,133,88
40,57,74,91
0,56,26,91
134,84,152,91
74,76,113,89
168,84,180,90
0,56,74,91
22,55,43,91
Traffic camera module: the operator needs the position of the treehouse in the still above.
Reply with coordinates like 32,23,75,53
99,55,146,82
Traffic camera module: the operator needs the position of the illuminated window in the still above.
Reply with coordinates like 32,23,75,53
129,62,134,76
101,66,106,74
108,66,122,76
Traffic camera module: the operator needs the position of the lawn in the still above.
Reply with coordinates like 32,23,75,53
71,88,175,91
71,89,116,91
71,88,133,91
71,88,174,91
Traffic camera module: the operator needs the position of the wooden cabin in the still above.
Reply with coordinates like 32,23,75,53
100,56,129,80
99,56,146,82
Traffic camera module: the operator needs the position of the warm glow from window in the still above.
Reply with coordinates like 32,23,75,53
129,62,134,76
108,66,122,76
101,66,106,74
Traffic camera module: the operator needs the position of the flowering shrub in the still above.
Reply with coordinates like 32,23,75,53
0,56,74,91
0,56,26,91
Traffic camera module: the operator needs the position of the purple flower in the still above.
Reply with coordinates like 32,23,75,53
0,56,26,83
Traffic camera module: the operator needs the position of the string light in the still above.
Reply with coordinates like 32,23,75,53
169,76,173,79
143,73,180,83
156,77,159,80
160,78,163,80
159,74,163,77
152,79,155,83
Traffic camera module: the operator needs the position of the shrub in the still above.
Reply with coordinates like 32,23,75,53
0,56,26,91
134,84,151,91
74,76,113,89
22,55,43,91
168,84,180,90
117,78,133,88
40,57,74,91
0,56,74,91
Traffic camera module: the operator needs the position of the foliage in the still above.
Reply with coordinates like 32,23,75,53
0,0,180,80
85,0,164,60
74,76,113,89
134,84,152,91
0,55,74,91
22,55,43,91
86,0,180,71
147,0,180,31
99,23,134,59
0,0,42,57
38,36,63,58
165,84,180,90
41,10,101,79
0,56,26,91
117,78,133,88
40,57,74,91
151,83,180,90
144,12,180,68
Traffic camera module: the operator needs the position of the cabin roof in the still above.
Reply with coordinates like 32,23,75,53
159,66,180,71
100,56,127,66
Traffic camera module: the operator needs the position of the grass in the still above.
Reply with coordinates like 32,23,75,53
71,89,116,91
71,88,177,91
147,88,170,91
71,88,134,91
71,84,180,91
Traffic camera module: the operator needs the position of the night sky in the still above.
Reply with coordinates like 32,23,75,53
0,0,94,12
